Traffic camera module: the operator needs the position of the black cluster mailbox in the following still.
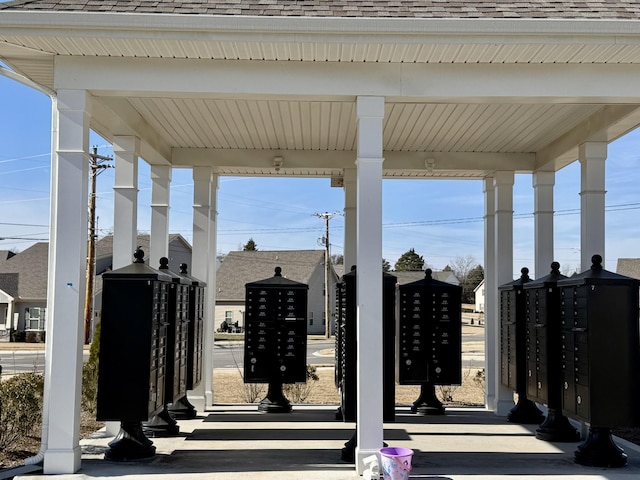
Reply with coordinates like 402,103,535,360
168,263,206,419
557,255,640,467
244,267,308,413
499,268,544,424
96,249,171,461
334,267,396,422
522,262,579,442
398,269,462,415
144,257,191,436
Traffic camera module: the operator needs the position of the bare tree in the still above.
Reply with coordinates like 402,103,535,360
450,255,483,303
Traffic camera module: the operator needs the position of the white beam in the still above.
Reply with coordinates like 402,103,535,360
355,96,385,474
56,56,640,103
172,148,535,173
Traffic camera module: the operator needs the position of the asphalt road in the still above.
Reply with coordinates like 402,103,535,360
0,325,485,374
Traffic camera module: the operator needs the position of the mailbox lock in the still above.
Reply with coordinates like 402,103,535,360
564,381,568,390
405,359,412,365
577,395,582,405
251,358,257,364
280,365,287,371
435,367,442,374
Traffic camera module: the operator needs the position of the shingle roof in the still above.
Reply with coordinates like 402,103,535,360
1,0,639,19
216,250,325,301
0,242,49,299
616,258,640,279
0,251,16,271
95,233,189,263
0,273,19,298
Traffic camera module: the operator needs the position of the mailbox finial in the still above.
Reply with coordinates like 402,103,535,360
159,257,169,269
520,267,529,281
133,248,145,264
425,268,433,279
180,263,188,274
550,261,560,273
274,266,282,277
591,254,603,272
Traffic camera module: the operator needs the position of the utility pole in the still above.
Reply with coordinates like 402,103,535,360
84,146,112,344
314,212,340,339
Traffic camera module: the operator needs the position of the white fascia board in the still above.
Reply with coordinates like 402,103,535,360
2,11,640,43
56,56,640,103
172,148,534,173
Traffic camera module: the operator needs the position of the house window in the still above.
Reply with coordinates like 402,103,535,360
225,311,233,322
26,307,45,330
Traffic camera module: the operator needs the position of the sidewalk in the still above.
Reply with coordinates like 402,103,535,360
13,405,640,480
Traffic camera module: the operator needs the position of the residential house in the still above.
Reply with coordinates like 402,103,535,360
215,250,338,335
0,235,193,341
474,279,486,313
393,270,460,287
0,243,49,341
616,258,640,280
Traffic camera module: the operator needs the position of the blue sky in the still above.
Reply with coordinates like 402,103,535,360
1,74,640,277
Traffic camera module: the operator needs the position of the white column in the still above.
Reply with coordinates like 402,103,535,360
43,89,90,474
189,167,215,410
149,165,172,268
343,167,357,272
355,96,385,474
533,171,555,276
579,142,607,270
112,136,139,269
493,171,516,416
483,177,496,410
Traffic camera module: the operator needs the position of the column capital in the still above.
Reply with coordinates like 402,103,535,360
113,136,140,155
57,89,91,114
150,164,172,182
532,170,555,188
579,141,608,160
493,170,514,187
356,96,385,118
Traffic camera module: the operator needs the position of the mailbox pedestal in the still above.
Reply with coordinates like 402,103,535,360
96,249,171,460
244,267,308,413
558,255,640,467
499,268,544,424
523,262,579,442
398,269,462,415
168,263,206,420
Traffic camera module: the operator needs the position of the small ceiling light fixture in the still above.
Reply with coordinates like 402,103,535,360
273,156,284,172
425,158,435,174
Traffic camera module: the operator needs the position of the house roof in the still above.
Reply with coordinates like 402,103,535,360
0,250,16,271
2,1,639,19
0,242,49,300
95,233,191,264
0,273,19,298
392,270,459,285
216,250,327,301
616,258,640,279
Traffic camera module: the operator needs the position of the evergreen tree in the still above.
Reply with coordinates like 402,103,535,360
382,258,391,272
394,248,425,271
243,238,258,251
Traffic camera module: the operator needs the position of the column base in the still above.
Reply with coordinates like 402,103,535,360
575,427,627,468
168,395,198,419
411,383,446,415
43,446,81,474
258,382,292,413
535,408,580,442
507,396,544,424
105,422,156,462
143,407,180,437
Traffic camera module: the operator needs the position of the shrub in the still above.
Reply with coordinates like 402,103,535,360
0,373,44,451
81,322,101,414
283,365,320,403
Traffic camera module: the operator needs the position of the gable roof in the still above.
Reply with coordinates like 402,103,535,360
0,242,49,300
617,258,640,279
216,250,326,301
95,233,192,263
2,0,639,19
